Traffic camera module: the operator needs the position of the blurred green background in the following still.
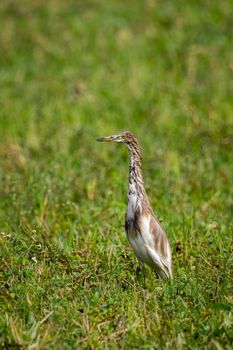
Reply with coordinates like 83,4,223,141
0,0,232,349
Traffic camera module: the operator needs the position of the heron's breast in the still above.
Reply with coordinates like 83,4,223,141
127,191,137,221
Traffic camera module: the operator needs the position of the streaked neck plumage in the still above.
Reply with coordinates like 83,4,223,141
126,140,148,221
128,143,144,196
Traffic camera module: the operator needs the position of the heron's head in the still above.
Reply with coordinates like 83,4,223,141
96,131,135,145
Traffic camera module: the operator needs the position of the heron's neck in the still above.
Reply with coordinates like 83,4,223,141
127,145,145,199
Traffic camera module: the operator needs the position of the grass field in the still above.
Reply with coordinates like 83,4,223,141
0,0,232,349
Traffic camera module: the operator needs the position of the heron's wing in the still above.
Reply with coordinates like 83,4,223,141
150,214,172,277
145,245,170,279
138,213,172,279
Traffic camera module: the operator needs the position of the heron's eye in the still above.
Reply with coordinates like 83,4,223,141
126,132,132,138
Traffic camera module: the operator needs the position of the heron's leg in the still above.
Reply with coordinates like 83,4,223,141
138,261,147,287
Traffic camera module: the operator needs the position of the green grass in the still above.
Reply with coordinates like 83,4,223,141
0,0,232,348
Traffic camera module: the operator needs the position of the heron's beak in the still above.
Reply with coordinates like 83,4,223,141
96,134,121,142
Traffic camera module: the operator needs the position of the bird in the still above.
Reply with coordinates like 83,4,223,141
96,131,172,280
